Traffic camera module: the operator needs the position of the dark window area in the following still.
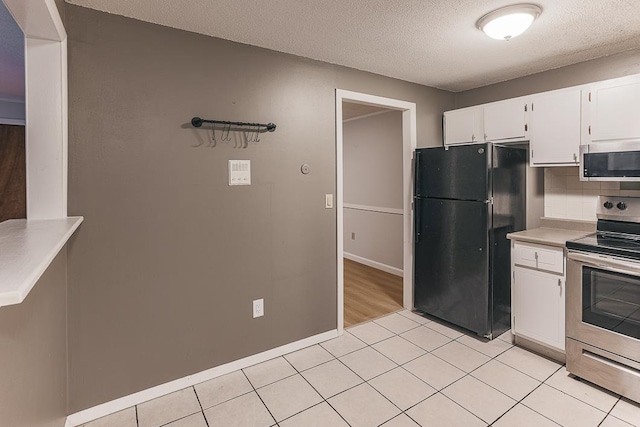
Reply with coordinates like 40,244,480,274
0,124,26,221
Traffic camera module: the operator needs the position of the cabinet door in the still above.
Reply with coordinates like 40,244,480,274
586,75,640,143
444,107,483,145
484,97,528,142
530,89,581,166
512,266,565,350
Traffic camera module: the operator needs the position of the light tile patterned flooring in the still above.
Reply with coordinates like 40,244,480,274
82,310,640,427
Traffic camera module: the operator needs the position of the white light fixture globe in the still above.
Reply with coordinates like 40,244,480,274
477,4,542,41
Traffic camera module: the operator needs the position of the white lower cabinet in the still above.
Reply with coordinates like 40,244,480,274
511,241,565,351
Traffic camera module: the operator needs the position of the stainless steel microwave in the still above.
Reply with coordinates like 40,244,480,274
580,141,640,181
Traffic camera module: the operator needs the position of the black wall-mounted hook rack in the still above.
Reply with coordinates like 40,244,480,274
191,117,276,132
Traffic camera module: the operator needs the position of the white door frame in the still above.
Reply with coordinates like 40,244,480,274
336,89,417,334
3,0,68,219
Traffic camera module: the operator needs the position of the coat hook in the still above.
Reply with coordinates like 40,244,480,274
210,124,217,146
223,123,232,142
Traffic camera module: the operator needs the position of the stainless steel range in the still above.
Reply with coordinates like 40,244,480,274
566,196,640,403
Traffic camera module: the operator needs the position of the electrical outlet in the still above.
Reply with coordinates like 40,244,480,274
252,299,264,318
351,232,356,240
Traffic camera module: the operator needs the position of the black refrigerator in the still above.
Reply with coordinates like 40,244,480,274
413,143,526,339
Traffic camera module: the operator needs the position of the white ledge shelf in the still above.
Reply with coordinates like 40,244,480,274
0,217,83,308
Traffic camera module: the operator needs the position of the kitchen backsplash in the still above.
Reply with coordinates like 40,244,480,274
544,167,640,221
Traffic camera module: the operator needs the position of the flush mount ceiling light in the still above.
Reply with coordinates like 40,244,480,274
477,4,542,41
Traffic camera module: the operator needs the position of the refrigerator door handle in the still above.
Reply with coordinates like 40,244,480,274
415,197,422,243
414,151,422,197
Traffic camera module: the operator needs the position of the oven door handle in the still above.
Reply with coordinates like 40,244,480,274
568,251,640,276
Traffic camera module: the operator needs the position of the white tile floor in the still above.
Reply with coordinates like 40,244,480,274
81,310,640,427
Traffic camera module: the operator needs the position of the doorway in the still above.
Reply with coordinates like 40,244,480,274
335,90,417,333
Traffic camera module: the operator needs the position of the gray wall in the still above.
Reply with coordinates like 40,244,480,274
455,48,640,107
0,250,68,427
344,111,403,208
66,5,453,412
343,110,403,270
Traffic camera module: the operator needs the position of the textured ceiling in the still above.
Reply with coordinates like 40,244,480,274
0,0,24,100
66,0,640,92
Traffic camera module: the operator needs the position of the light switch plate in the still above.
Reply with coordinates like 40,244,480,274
325,194,333,209
229,160,251,186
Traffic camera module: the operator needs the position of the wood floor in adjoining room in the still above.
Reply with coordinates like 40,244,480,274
344,258,403,327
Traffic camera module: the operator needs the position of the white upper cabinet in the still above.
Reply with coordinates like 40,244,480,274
444,106,483,145
583,74,640,144
529,88,581,166
483,97,528,143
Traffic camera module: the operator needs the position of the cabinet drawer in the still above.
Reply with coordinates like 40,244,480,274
513,241,564,274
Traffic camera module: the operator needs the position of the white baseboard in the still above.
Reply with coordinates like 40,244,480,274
65,329,338,427
344,252,403,277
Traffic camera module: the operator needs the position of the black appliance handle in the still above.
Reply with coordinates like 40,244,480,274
414,150,422,197
414,197,422,243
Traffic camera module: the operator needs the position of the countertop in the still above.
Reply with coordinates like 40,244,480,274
0,217,83,307
507,218,596,248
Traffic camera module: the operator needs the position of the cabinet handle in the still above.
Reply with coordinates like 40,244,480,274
573,153,578,162
588,125,591,135
535,252,539,268
558,278,562,296
484,133,488,141
471,134,475,141
524,123,528,132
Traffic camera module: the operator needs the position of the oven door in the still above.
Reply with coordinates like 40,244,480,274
567,250,640,403
567,251,640,362
580,142,640,181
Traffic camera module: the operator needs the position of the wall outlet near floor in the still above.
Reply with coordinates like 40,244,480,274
252,299,264,318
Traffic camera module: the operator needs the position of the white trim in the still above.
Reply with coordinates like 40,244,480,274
3,0,66,42
3,0,68,220
65,329,338,427
344,252,403,277
335,89,417,335
343,203,403,216
25,37,67,218
342,109,394,123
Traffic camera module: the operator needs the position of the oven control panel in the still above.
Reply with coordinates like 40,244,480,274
597,196,640,221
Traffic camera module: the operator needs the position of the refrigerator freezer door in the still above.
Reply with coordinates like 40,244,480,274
414,198,491,336
415,144,490,201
